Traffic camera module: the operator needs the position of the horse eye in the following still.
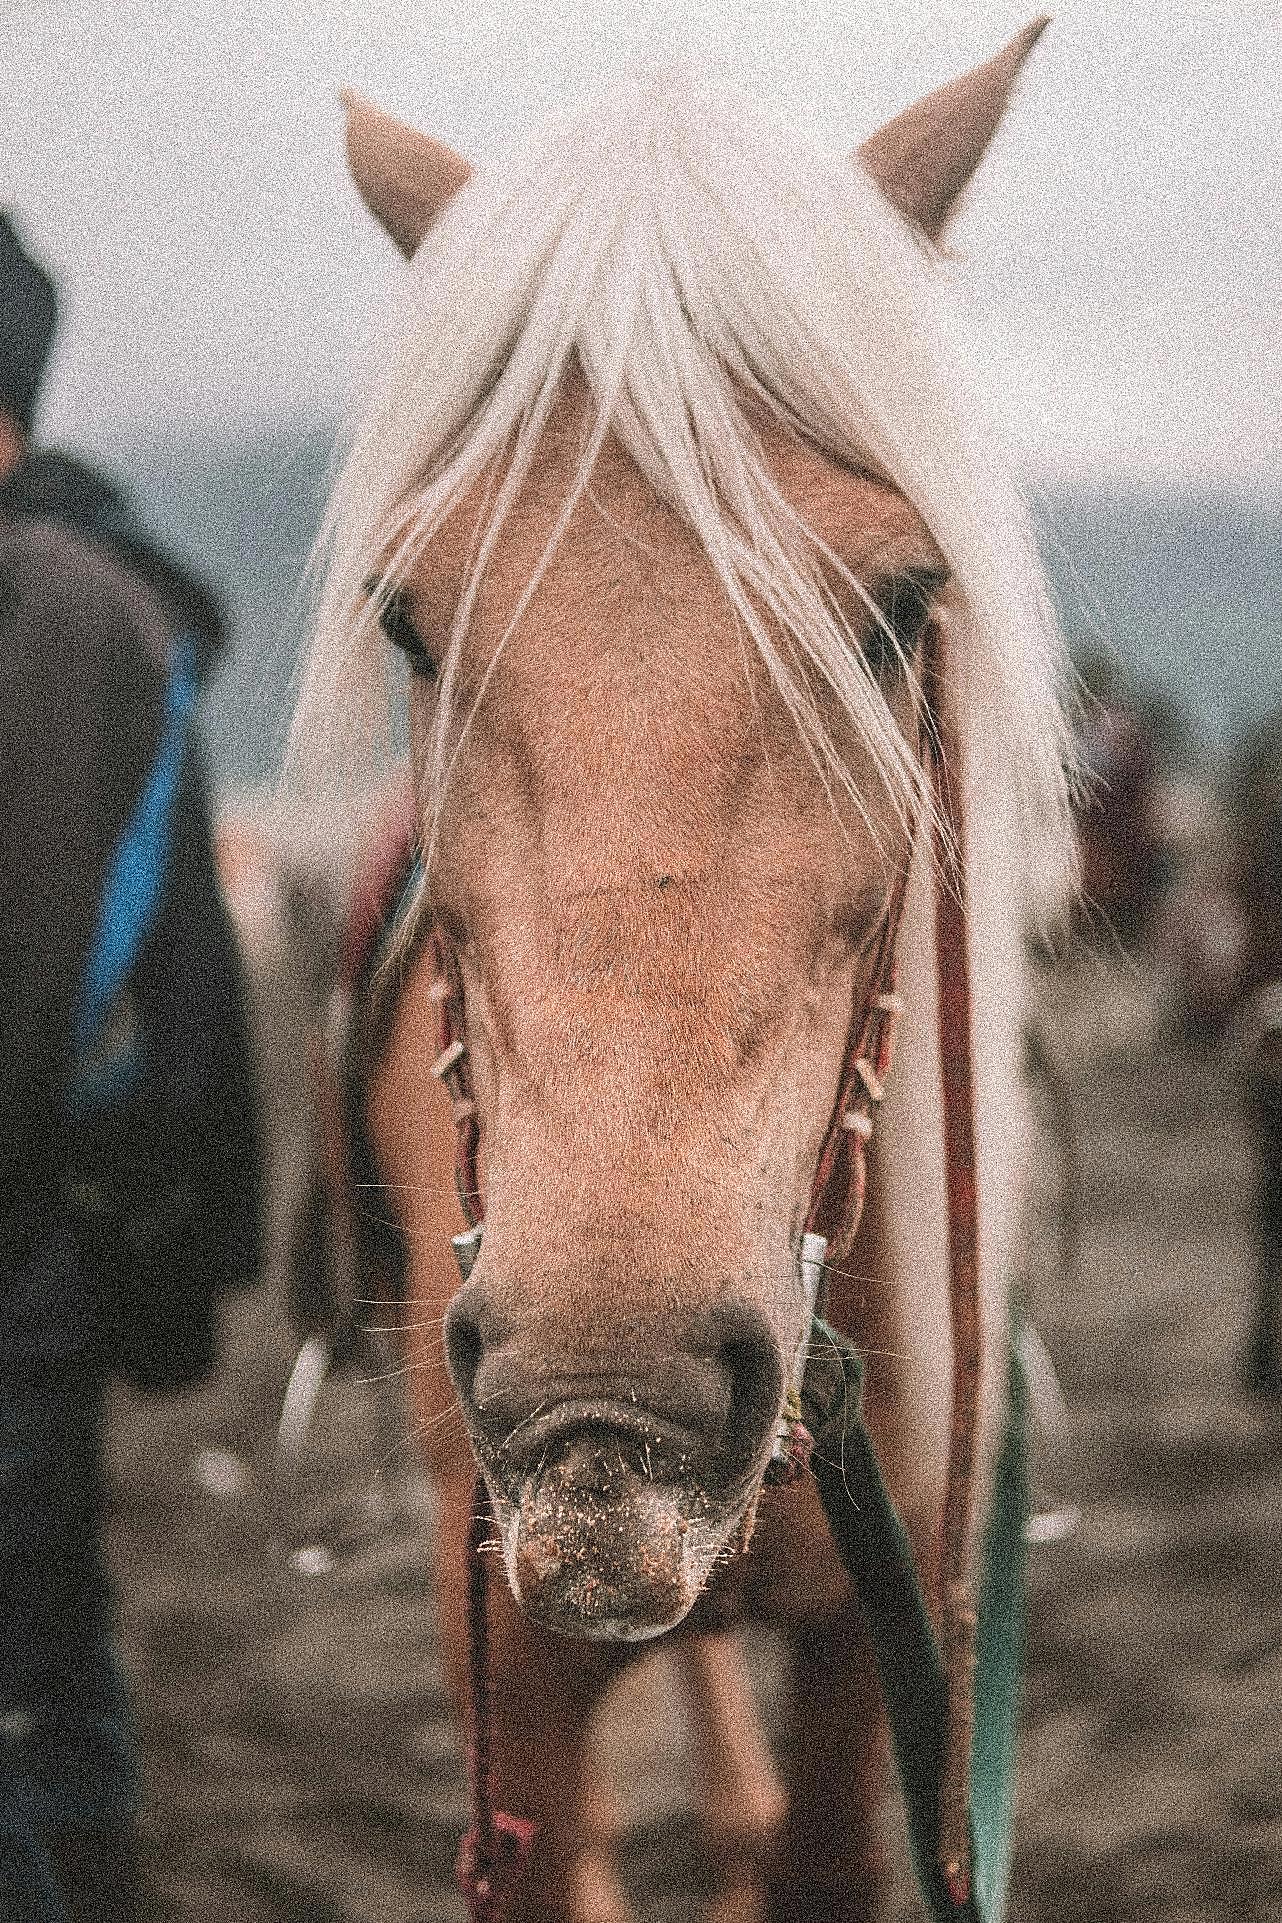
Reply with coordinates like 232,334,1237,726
865,568,949,676
365,578,438,681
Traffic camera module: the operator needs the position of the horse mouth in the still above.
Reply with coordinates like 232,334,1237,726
484,1406,753,1641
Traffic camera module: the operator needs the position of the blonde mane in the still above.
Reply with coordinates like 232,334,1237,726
292,62,1072,912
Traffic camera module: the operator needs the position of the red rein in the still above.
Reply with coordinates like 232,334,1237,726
925,650,984,1907
799,619,985,1901
428,617,985,1917
456,1483,537,1922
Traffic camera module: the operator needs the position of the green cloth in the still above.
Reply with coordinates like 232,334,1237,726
801,1320,1027,1923
970,1348,1028,1923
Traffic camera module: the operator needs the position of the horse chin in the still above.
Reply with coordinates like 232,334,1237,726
490,1446,735,1642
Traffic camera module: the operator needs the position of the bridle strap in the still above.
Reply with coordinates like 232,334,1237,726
425,924,483,1230
429,627,938,1265
801,622,937,1265
428,614,986,1913
924,628,984,1906
797,614,985,1904
802,841,912,1264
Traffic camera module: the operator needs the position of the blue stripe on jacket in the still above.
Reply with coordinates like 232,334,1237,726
73,635,198,1108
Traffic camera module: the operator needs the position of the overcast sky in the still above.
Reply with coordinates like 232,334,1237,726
1,0,1277,489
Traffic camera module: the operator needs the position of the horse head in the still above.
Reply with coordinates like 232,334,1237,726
302,20,1067,1642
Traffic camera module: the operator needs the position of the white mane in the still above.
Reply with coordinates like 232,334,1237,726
293,63,1072,905
293,59,1078,1531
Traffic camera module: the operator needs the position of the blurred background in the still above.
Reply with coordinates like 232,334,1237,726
5,0,1279,786
3,2,1279,1920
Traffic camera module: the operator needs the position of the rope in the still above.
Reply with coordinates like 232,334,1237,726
456,1475,536,1923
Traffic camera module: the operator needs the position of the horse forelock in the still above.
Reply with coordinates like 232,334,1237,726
294,61,1073,920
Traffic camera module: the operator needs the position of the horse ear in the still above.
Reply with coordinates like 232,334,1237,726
340,90,472,259
857,17,1050,241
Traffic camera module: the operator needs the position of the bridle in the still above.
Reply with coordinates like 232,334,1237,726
423,614,989,1919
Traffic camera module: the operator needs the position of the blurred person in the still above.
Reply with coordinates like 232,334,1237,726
0,213,262,1920
1155,840,1246,1042
1224,712,1282,1395
1073,645,1169,945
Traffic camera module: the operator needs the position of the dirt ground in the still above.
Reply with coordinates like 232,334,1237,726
107,957,1282,1922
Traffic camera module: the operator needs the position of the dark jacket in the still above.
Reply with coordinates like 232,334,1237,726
0,504,261,1384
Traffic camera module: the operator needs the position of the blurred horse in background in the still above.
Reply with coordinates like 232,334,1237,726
1220,714,1282,1394
216,799,356,1312
288,22,1073,1923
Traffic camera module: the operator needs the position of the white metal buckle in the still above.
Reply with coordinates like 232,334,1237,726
452,1223,484,1280
770,1230,828,1462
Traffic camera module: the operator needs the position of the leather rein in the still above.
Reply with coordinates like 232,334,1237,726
421,614,988,1918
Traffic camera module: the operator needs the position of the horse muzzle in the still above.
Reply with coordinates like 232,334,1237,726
443,1283,784,1639
495,1423,730,1641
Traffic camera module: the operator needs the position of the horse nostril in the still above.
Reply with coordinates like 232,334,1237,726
443,1284,487,1407
706,1301,785,1464
444,1289,784,1487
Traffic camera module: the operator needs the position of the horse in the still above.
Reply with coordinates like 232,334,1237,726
289,21,1074,1921
214,791,388,1310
